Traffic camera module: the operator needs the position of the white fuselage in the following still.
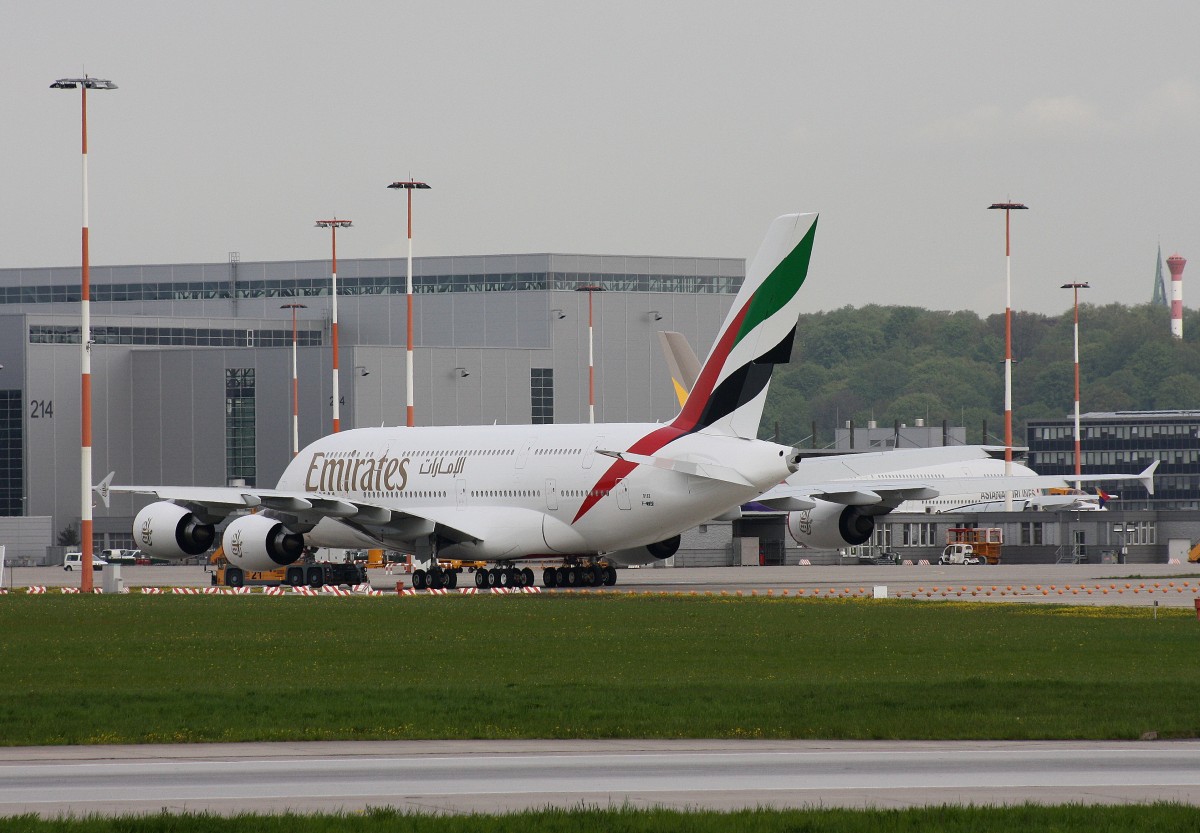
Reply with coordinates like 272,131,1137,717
276,423,794,560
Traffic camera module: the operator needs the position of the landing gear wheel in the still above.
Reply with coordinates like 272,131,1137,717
587,565,602,586
412,569,428,590
522,568,535,587
475,569,489,588
429,569,445,590
565,566,580,587
602,565,617,586
555,567,568,586
490,568,503,587
445,570,458,589
543,568,557,588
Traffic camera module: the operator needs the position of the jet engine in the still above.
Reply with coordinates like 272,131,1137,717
222,513,306,572
786,501,889,549
605,534,682,566
134,501,216,559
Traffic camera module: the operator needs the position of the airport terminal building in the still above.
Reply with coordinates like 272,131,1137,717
0,251,742,559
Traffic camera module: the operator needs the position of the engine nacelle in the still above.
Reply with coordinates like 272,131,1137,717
605,535,682,567
787,501,886,549
222,514,306,572
134,501,217,560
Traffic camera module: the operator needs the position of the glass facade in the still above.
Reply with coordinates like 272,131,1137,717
1028,412,1200,508
531,368,554,425
0,256,742,306
225,369,256,488
30,325,321,348
0,390,22,516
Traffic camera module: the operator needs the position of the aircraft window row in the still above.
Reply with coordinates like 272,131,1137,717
472,490,541,498
1,272,741,305
396,449,514,457
535,448,580,455
29,325,321,348
561,489,610,498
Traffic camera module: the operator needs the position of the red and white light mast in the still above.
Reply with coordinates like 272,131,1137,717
52,74,117,592
988,201,1028,511
576,285,605,423
1168,254,1187,340
281,303,307,456
1061,282,1089,488
315,218,351,433
387,180,430,427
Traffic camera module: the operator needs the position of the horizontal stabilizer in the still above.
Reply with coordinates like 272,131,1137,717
597,449,755,487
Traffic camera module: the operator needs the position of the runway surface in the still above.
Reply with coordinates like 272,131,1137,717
10,563,1200,607
3,740,1199,817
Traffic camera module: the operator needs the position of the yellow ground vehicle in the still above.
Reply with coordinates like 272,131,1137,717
209,547,368,588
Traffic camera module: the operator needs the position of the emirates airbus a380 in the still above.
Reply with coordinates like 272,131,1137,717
107,213,820,589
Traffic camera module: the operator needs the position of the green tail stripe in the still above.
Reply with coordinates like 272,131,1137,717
735,220,818,344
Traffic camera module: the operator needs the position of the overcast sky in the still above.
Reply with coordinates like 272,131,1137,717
4,1,1197,315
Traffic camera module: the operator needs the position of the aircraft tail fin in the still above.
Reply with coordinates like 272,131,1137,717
669,213,817,439
657,331,701,408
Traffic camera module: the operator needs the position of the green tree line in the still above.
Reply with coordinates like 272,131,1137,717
759,303,1200,447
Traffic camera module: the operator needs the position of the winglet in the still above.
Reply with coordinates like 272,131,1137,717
1139,460,1159,495
93,471,115,509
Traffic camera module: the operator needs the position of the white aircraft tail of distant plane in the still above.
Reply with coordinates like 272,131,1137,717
656,331,1157,549
104,212,820,588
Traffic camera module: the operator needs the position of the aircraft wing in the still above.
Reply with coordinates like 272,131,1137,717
105,483,490,544
755,461,1159,510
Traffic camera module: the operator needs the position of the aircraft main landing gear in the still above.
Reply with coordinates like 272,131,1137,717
542,563,616,588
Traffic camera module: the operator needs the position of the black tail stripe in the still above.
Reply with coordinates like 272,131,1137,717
689,327,796,434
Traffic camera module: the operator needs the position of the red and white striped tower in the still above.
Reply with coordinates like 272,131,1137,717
1168,253,1186,339
281,303,307,455
1061,282,1089,488
52,75,117,592
988,201,1028,511
387,181,430,427
315,219,351,433
576,285,605,423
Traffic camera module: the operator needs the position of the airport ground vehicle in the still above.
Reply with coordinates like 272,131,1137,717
100,548,140,565
63,552,107,571
938,528,1002,566
209,547,368,588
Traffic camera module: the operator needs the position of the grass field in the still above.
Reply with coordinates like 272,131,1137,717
2,594,1199,745
3,804,1200,833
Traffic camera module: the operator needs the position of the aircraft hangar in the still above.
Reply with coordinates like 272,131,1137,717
0,250,742,559
0,252,1193,567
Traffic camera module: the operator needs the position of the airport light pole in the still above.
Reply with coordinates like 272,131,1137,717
315,219,351,433
52,75,117,592
988,201,1028,511
387,180,430,427
1061,282,1089,488
577,285,605,423
281,303,307,457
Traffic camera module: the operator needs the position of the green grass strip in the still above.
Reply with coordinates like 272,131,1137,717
3,595,1200,745
2,804,1199,832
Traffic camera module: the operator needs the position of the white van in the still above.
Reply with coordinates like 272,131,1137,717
63,552,108,571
